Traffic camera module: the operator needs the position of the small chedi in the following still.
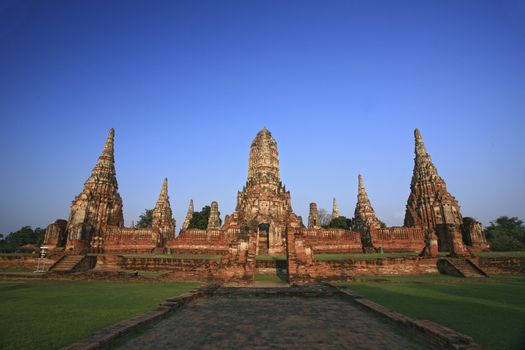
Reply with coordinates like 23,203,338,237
44,127,489,257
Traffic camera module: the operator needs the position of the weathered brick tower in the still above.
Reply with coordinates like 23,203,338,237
225,128,300,254
65,128,124,253
353,174,382,248
151,178,176,246
181,199,194,231
353,174,382,232
404,128,467,253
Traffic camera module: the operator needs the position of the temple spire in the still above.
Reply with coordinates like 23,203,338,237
158,178,168,202
358,174,365,194
88,128,117,182
414,128,428,157
308,202,320,228
405,128,465,251
152,178,176,241
65,128,123,250
353,174,381,232
100,128,115,161
207,201,221,229
182,199,194,231
332,197,340,219
247,128,281,183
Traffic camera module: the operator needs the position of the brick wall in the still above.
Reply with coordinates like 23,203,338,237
303,228,362,253
0,254,57,271
166,228,236,255
370,227,425,253
476,256,525,274
306,257,439,280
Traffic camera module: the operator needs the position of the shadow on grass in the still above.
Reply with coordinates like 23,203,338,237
347,278,525,350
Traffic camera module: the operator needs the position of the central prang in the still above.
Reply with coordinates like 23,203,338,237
223,128,301,254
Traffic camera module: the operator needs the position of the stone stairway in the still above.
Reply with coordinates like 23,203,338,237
49,255,85,272
438,258,487,278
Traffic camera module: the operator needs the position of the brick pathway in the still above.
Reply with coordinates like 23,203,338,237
115,286,439,349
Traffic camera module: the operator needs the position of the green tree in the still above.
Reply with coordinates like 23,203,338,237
136,209,153,228
379,220,387,229
188,206,211,229
319,208,332,228
485,216,525,251
328,216,352,230
0,226,45,251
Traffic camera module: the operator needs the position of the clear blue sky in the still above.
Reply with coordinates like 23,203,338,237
1,0,524,234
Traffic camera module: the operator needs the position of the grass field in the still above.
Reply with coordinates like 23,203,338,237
340,274,525,350
254,274,288,282
0,280,200,350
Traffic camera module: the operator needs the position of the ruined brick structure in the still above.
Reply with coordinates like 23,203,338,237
42,219,67,249
353,174,382,249
64,129,124,253
151,178,176,246
331,198,340,219
461,217,490,251
44,127,488,259
403,129,487,253
222,128,301,255
44,129,176,254
207,201,221,229
307,203,320,229
350,174,427,253
181,199,194,231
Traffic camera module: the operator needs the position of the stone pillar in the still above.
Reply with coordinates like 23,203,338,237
308,203,320,228
286,227,313,284
332,198,340,219
207,201,221,229
447,224,469,257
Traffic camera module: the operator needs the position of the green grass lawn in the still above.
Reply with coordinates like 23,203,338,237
0,280,200,350
339,274,525,350
254,274,288,282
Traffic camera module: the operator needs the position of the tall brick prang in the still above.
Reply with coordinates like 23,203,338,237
226,128,300,254
404,128,464,251
66,128,124,252
308,203,320,228
182,199,194,231
353,175,381,232
332,198,340,219
207,201,221,229
151,178,176,243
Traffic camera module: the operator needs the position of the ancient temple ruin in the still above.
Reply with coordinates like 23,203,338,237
44,127,489,256
404,128,489,254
